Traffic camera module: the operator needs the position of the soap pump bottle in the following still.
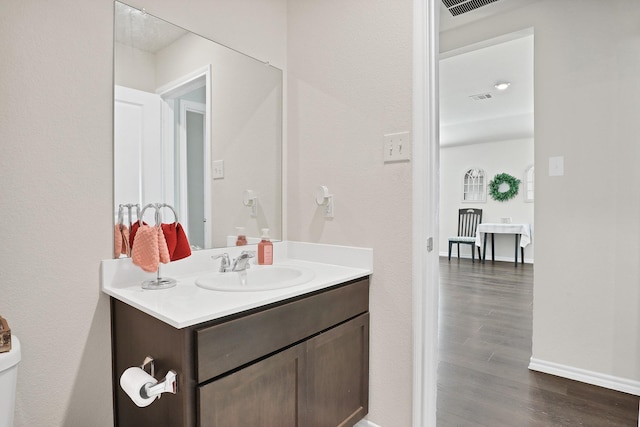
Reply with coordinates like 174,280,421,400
235,227,247,246
258,228,273,265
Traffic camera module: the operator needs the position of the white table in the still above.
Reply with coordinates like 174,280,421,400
475,223,531,267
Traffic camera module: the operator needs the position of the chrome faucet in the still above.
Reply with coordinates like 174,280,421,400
230,251,255,272
212,254,231,272
212,251,255,273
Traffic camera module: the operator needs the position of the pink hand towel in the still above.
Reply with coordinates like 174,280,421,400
114,224,131,258
120,225,130,257
114,225,122,259
157,226,170,264
129,221,147,249
132,224,160,272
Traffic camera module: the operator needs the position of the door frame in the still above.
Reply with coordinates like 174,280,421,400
412,0,439,426
157,65,212,247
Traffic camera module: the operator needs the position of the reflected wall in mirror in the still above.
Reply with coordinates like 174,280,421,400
114,1,282,250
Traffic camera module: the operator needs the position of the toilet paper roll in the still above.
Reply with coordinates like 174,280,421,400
120,367,159,408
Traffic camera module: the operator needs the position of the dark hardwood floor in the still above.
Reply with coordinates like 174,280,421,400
437,257,639,426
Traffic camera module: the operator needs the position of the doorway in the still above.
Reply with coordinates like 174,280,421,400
436,28,536,427
439,32,535,264
412,3,536,426
157,65,212,248
181,100,206,249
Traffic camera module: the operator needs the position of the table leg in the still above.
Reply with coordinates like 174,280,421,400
514,234,520,267
482,234,487,263
491,233,495,262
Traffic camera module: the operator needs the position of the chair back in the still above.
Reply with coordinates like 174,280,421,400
457,208,482,237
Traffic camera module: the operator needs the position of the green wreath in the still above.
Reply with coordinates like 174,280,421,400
489,173,521,202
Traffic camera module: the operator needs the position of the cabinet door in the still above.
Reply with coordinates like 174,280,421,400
198,343,306,427
306,313,370,427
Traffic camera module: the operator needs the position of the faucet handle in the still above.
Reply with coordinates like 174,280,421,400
240,250,256,258
212,253,230,272
231,251,255,272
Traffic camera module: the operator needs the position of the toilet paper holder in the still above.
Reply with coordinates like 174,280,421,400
140,356,177,397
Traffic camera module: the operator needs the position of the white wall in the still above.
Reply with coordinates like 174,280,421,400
0,1,286,426
114,42,157,91
155,35,283,246
0,2,114,425
287,0,414,425
441,0,640,388
440,139,534,262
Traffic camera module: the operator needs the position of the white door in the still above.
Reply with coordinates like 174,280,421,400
179,100,207,249
114,86,163,220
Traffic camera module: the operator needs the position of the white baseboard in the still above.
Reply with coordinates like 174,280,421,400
438,251,533,264
354,420,381,427
529,357,640,396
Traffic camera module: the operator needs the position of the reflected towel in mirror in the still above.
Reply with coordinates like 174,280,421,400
114,224,130,258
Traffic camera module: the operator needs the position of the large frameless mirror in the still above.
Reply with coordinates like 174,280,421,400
113,1,282,252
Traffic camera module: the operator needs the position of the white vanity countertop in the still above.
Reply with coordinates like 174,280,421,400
101,241,373,329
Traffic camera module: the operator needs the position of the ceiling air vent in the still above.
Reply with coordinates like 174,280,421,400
442,0,501,16
469,93,493,101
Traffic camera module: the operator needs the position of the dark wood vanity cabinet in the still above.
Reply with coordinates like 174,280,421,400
111,277,370,427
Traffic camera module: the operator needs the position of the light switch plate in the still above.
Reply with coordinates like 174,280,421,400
383,131,411,163
213,160,224,179
549,156,564,176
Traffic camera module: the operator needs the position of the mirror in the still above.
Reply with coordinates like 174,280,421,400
113,1,282,251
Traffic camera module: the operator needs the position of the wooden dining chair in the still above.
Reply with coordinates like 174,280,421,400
448,208,483,263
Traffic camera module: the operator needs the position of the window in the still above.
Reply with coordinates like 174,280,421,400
462,168,486,202
524,165,534,202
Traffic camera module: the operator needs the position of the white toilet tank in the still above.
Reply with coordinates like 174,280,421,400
0,336,20,427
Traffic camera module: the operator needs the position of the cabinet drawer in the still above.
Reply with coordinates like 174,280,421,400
195,277,369,382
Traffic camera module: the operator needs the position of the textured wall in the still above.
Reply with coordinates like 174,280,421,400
0,2,114,425
287,1,414,425
0,1,286,425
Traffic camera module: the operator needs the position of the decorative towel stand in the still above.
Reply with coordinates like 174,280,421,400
117,203,140,229
114,204,141,259
138,203,179,290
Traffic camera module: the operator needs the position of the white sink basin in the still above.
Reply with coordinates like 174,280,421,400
195,266,315,292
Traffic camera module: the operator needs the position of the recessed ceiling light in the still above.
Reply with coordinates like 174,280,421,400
494,82,511,91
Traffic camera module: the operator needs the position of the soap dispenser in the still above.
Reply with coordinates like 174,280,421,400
257,228,273,265
235,227,247,246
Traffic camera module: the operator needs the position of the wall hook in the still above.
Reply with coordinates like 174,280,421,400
243,190,258,218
